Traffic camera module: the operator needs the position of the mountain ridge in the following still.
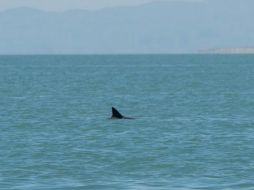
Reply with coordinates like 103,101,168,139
0,0,253,54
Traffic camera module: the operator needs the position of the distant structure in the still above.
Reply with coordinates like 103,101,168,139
200,48,254,54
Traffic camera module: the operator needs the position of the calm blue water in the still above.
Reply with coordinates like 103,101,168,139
0,55,254,190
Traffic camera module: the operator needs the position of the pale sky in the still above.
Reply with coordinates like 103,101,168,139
0,0,203,11
0,0,154,11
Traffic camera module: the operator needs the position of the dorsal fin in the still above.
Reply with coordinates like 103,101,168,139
112,107,124,119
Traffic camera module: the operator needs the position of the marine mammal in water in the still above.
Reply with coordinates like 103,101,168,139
111,107,134,119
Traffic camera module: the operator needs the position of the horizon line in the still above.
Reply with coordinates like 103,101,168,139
0,53,254,56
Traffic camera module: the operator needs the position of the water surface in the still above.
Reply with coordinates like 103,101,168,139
0,55,254,190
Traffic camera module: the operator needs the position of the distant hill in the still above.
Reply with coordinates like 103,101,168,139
0,0,254,54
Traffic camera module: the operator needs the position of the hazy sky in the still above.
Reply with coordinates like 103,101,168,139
0,0,203,11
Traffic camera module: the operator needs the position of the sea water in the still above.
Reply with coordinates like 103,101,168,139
0,55,254,190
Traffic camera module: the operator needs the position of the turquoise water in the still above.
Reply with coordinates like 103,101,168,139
0,55,254,190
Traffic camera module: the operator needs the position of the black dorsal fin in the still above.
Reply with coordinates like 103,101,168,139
112,107,124,119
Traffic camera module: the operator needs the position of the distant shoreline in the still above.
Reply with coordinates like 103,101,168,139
200,48,254,54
